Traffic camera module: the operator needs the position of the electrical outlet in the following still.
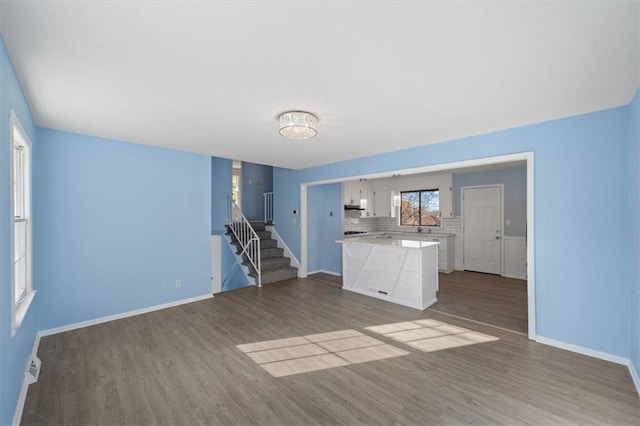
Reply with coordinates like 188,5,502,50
176,280,182,288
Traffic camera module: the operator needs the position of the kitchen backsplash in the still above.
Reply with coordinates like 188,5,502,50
344,216,462,235
343,217,378,233
442,216,461,234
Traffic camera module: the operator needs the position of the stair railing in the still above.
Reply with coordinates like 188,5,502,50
228,199,262,287
263,192,274,224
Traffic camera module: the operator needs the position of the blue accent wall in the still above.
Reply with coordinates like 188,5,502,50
0,38,38,425
307,184,342,274
211,156,231,233
453,167,527,237
629,90,640,376
34,129,212,330
273,167,301,261
241,161,273,221
274,105,633,358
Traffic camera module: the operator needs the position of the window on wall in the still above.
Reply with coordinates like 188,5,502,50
232,167,241,208
11,112,34,333
400,189,441,227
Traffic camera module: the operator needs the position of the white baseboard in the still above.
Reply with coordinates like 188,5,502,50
503,273,527,280
13,294,214,425
308,269,341,277
629,361,640,396
267,226,301,269
535,335,629,365
12,330,43,426
38,294,213,337
12,372,29,426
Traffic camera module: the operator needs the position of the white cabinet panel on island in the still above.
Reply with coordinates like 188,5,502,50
338,235,439,310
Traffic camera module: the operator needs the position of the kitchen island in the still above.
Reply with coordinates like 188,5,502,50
338,234,439,310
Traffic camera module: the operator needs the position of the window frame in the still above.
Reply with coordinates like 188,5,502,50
10,111,35,336
399,188,441,227
232,166,242,209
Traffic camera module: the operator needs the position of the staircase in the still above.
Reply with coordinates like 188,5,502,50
226,221,298,285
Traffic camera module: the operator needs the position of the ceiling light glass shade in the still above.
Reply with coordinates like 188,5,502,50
279,111,318,140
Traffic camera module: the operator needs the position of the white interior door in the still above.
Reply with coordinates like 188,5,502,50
463,186,502,275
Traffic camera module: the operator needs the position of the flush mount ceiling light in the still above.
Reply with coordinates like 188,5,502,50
279,111,318,140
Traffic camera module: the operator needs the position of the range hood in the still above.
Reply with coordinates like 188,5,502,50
344,204,365,211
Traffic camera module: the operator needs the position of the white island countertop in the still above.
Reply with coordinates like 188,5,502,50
339,234,440,310
337,235,440,249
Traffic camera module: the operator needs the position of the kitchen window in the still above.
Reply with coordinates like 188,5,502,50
11,111,35,335
400,189,441,227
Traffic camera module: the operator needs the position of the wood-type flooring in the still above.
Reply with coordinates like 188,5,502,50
22,275,639,425
432,271,528,334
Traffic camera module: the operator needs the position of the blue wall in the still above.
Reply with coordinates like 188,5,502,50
0,39,39,425
629,90,640,376
241,161,273,221
453,167,527,237
211,156,232,233
273,167,301,262
274,105,633,358
307,184,342,274
34,129,212,330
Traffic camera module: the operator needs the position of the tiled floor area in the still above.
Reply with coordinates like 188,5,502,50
238,320,499,377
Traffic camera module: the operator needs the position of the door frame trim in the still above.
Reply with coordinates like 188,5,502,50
299,151,535,339
460,184,505,275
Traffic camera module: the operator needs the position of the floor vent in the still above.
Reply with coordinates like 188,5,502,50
25,355,41,385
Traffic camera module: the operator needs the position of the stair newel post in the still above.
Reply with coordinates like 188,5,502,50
256,238,261,287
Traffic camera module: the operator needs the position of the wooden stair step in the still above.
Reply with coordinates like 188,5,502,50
244,256,291,272
243,247,284,262
250,266,298,284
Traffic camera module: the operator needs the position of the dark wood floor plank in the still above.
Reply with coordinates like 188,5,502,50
432,271,528,333
22,275,639,425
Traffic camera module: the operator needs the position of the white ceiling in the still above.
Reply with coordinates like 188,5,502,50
0,2,638,170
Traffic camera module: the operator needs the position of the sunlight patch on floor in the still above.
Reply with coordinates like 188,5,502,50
237,329,408,377
366,319,499,352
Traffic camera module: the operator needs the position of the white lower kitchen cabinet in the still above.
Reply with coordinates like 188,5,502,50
426,235,455,273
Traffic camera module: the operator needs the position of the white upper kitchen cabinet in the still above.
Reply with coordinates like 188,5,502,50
359,180,372,218
371,173,453,218
373,190,396,217
343,179,373,218
343,181,358,205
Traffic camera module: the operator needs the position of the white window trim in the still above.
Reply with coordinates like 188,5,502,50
10,110,35,337
399,188,442,228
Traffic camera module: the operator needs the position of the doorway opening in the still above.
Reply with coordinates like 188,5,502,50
426,183,528,334
300,152,535,339
232,160,242,210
